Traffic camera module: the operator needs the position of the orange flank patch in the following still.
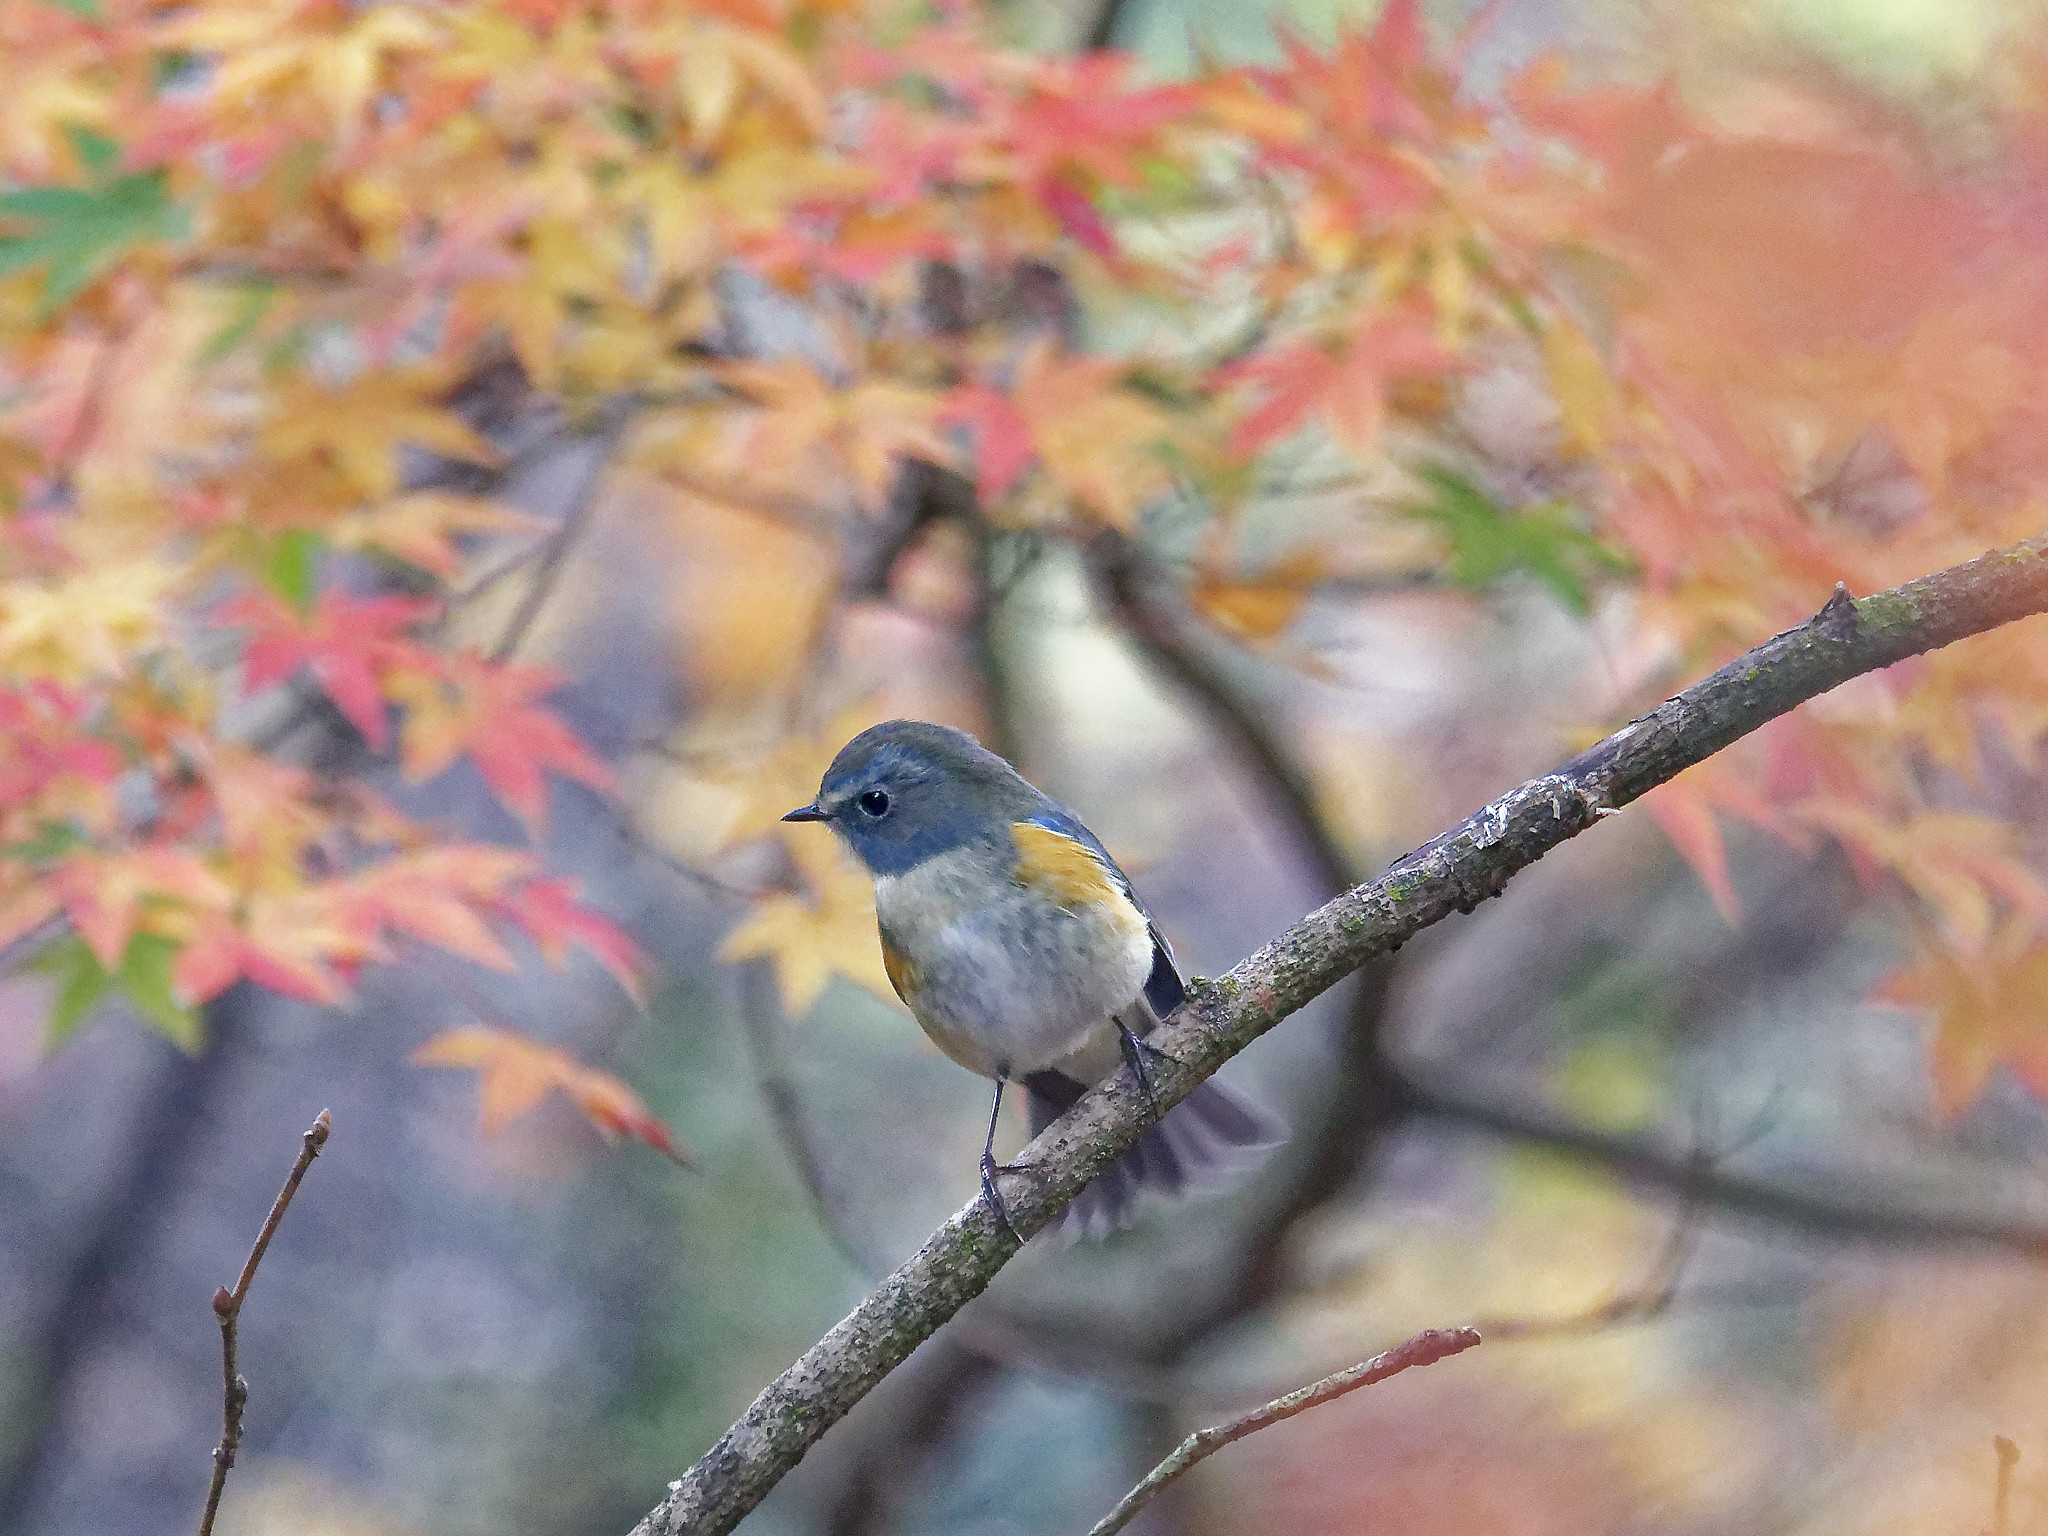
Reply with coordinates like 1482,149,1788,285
877,924,918,1008
1009,821,1124,911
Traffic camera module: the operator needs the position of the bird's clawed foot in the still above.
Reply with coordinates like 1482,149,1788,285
1117,1023,1171,1118
979,1150,1030,1240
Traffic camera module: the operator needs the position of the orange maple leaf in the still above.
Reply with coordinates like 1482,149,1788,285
959,344,1180,529
334,853,526,975
391,656,613,833
413,1024,690,1163
1799,803,2048,950
715,361,952,506
1188,548,1328,644
50,848,234,970
259,369,495,505
1637,757,1796,926
170,892,358,1008
1872,926,2048,1117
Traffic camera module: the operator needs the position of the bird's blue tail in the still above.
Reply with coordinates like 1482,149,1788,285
1024,1068,1280,1240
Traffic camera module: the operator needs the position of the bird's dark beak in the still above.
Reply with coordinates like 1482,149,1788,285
781,802,827,823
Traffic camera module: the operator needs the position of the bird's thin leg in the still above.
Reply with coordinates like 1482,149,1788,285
978,1076,1021,1239
1117,1021,1166,1118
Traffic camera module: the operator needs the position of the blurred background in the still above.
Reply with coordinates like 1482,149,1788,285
8,1,2048,1534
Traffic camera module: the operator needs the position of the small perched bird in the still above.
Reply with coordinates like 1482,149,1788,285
783,719,1279,1238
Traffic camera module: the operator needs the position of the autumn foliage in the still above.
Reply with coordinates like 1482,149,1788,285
5,0,2048,1147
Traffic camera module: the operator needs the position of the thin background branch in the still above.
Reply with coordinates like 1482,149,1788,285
1388,1062,2048,1254
1086,1326,1484,1536
196,1109,332,1536
487,401,638,663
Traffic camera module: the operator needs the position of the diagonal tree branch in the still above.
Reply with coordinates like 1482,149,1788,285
631,535,2048,1536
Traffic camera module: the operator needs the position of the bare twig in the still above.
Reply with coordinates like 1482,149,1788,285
197,1109,332,1536
1086,1326,1484,1536
1109,1104,1790,1504
1083,1109,1727,1536
630,537,2048,1536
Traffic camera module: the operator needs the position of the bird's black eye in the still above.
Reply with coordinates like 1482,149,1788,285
857,788,891,818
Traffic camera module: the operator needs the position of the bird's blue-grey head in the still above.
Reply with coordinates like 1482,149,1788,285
781,720,1037,877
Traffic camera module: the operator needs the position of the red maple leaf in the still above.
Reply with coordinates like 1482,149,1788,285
1010,54,1201,187
221,590,436,749
1220,313,1457,459
0,681,120,807
943,382,1037,504
334,848,532,974
501,877,646,1002
178,925,354,1011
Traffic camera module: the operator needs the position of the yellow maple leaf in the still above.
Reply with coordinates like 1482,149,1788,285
719,833,895,1015
334,493,543,581
714,361,951,508
1543,316,1617,455
0,559,180,685
262,371,495,506
664,21,828,155
0,74,111,178
168,2,444,146
673,703,885,855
